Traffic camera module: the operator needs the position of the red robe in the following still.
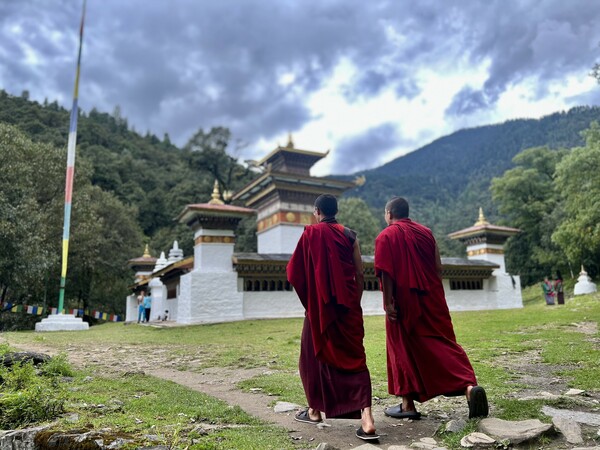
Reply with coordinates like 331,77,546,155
375,219,477,402
287,221,371,418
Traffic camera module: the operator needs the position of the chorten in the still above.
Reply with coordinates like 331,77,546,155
233,135,355,253
175,181,255,324
574,265,597,295
127,244,157,283
448,208,520,273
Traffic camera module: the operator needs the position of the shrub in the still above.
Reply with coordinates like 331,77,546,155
0,361,66,428
39,353,74,378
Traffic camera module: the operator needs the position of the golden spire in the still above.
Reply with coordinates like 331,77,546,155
143,244,151,258
208,179,224,205
286,132,294,149
474,207,489,226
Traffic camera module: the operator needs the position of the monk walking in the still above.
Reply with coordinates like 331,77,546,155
374,197,488,420
287,194,378,441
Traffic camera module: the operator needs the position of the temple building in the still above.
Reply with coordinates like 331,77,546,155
126,142,523,324
233,135,355,253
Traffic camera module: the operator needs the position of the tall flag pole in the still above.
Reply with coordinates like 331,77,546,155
58,0,87,314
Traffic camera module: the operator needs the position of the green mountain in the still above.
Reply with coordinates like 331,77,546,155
344,106,600,255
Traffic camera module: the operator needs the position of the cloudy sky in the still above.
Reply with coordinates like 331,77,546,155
2,0,600,175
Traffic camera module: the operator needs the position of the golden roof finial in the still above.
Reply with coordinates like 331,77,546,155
286,132,294,149
143,244,151,258
208,179,225,205
474,207,489,226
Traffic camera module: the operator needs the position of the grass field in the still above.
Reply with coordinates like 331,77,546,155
1,286,599,449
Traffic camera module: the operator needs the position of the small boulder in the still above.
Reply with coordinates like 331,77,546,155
444,418,467,433
274,401,300,413
460,432,495,447
552,417,583,444
478,418,553,444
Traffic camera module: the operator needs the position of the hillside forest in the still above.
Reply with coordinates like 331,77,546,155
0,89,599,320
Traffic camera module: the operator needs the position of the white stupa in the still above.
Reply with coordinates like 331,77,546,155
573,265,597,295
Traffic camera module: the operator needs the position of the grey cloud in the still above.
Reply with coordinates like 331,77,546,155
332,123,403,174
1,0,600,168
445,86,489,116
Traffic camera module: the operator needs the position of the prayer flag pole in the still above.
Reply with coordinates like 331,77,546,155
58,0,87,314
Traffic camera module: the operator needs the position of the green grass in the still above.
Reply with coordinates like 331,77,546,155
1,288,599,448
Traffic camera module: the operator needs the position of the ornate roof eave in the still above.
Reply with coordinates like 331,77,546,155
233,170,355,204
447,224,521,241
257,146,329,167
154,256,194,281
177,203,256,226
232,254,499,279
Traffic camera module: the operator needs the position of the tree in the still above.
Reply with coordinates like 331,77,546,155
490,146,568,284
337,197,381,255
551,123,600,277
184,127,253,195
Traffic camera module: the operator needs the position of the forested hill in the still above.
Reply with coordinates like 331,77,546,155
345,106,600,254
0,89,254,255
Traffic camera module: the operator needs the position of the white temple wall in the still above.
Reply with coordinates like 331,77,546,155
125,294,138,322
193,229,235,272
257,225,303,254
149,279,166,321
177,271,244,324
164,298,178,321
443,275,522,311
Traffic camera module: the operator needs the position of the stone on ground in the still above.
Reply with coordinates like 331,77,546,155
273,401,301,413
444,418,467,433
315,443,339,450
542,406,600,426
353,444,381,450
552,417,583,444
0,425,49,449
478,418,552,444
565,388,585,396
460,432,496,447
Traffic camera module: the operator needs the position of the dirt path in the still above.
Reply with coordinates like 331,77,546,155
10,321,599,449
12,341,454,449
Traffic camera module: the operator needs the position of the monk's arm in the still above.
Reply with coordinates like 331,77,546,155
380,271,397,321
435,244,443,279
352,239,364,300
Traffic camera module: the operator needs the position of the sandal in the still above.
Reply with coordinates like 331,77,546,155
294,409,322,424
468,386,489,419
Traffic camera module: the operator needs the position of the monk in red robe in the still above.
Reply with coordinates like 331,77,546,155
374,197,488,420
287,194,378,441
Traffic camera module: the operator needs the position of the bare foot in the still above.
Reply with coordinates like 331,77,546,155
361,407,376,434
465,385,474,402
308,408,322,421
402,397,418,412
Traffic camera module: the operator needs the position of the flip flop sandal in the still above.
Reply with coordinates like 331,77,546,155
468,386,489,419
294,409,322,424
384,404,422,419
356,427,380,441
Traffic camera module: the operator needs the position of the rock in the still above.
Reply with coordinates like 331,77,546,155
552,417,583,444
519,391,561,401
571,448,600,450
445,418,467,433
388,446,412,450
411,443,436,449
64,412,80,423
460,432,496,447
354,445,381,450
0,351,51,367
0,425,49,450
274,401,301,413
411,437,439,449
478,418,553,444
542,406,600,426
565,389,585,396
315,444,339,450
316,422,331,429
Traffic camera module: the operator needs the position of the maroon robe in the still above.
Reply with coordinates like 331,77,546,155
287,220,371,418
375,218,477,403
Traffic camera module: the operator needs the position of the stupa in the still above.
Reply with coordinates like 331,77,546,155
573,265,597,295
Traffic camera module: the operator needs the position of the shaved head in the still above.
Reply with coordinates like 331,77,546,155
314,194,338,217
385,197,409,219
